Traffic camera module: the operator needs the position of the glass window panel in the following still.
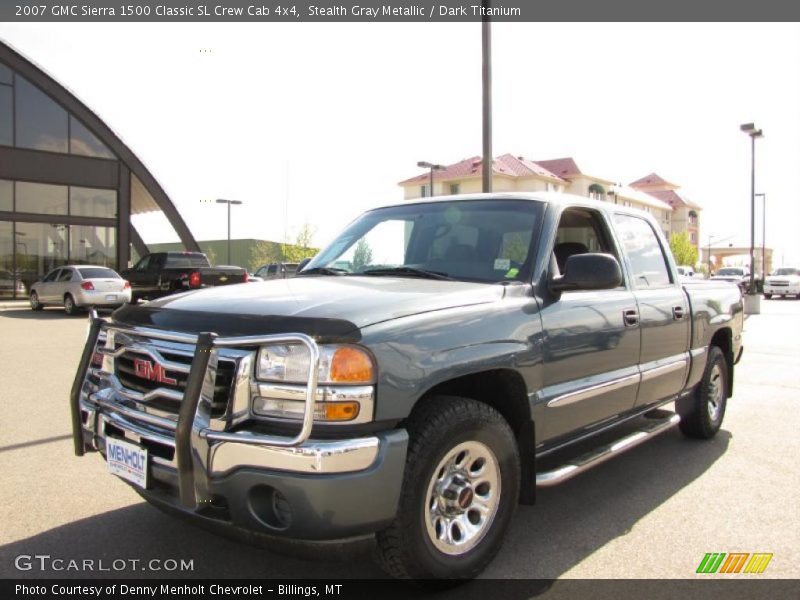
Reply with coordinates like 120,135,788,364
0,63,12,85
16,182,68,215
70,186,117,218
0,84,12,146
0,179,12,212
15,76,68,153
69,116,114,159
613,214,671,288
15,221,69,292
70,224,116,268
0,221,17,298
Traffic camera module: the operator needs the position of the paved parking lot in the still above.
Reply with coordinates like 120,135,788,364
0,299,798,580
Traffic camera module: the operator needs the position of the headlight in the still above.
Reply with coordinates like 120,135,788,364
253,343,376,424
256,344,375,385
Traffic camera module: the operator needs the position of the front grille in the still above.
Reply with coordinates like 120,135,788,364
114,344,236,418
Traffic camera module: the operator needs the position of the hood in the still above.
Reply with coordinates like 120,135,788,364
113,276,505,338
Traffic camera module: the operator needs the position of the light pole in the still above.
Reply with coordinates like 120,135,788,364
216,199,243,265
416,161,445,198
481,0,492,193
740,123,763,295
755,193,766,279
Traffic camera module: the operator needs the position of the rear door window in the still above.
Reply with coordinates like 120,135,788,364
613,214,672,288
57,268,73,282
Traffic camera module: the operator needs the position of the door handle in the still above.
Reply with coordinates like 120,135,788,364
623,308,639,327
672,306,685,320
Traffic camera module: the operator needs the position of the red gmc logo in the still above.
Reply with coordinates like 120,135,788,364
133,358,178,386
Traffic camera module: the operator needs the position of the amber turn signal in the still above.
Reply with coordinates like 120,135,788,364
319,402,361,422
329,347,374,383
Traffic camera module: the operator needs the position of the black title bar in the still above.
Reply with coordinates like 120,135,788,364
3,0,800,22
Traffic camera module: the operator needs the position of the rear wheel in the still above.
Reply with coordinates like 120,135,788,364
63,294,79,316
375,396,519,580
677,346,728,439
30,291,43,311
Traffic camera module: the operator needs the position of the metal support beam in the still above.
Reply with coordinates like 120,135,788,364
117,163,131,271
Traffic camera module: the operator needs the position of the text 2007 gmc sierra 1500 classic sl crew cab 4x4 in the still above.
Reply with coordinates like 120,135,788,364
70,193,743,580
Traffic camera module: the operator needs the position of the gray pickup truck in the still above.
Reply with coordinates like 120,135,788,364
71,193,743,580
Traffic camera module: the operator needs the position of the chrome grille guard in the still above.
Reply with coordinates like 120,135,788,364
70,310,321,508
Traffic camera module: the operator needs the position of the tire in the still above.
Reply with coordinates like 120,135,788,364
764,293,772,299
30,291,43,311
375,396,519,581
63,294,79,316
677,346,728,439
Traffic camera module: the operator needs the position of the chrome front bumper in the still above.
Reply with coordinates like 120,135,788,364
71,314,384,509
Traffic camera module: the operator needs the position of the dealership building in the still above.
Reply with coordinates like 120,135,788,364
0,40,199,299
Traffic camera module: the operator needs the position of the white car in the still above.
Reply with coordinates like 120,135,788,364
764,267,800,299
29,265,132,315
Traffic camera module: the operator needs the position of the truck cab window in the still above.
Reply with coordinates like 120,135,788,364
613,214,672,288
552,208,618,276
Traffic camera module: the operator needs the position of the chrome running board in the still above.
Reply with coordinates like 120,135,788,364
536,410,680,487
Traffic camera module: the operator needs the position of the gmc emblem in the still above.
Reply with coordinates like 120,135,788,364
133,358,178,386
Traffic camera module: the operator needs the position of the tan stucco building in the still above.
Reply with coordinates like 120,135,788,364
399,156,701,250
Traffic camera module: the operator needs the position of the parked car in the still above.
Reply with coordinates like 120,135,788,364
30,265,131,315
72,193,743,580
0,269,26,298
763,267,800,299
711,266,749,292
119,252,248,302
253,262,300,280
676,265,695,278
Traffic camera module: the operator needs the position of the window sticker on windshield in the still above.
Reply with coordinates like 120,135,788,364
494,258,511,271
504,268,519,278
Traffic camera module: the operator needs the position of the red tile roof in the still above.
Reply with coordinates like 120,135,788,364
534,157,583,179
398,154,566,185
629,172,678,189
645,189,700,210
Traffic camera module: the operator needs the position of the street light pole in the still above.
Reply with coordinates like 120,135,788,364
755,193,766,278
481,0,492,193
216,199,243,264
416,161,445,197
740,123,763,295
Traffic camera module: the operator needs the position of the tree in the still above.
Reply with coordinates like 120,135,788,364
352,239,373,272
249,240,281,272
669,231,698,267
281,223,318,263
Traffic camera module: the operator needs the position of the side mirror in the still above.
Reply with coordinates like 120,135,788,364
551,253,622,292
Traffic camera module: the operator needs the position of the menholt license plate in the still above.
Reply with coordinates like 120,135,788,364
106,437,148,489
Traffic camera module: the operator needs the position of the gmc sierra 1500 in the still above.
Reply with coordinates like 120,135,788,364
71,193,743,580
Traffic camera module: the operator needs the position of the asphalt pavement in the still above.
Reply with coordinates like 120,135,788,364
0,299,798,583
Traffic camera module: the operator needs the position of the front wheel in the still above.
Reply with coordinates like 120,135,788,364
30,291,43,311
677,346,728,439
764,293,772,299
375,396,519,580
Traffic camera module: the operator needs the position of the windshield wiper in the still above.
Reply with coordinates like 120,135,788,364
297,267,349,276
361,267,455,281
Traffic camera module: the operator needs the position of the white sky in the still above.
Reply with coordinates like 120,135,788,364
1,22,798,265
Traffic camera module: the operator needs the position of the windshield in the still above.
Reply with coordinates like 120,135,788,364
304,199,544,283
716,268,743,276
772,268,799,276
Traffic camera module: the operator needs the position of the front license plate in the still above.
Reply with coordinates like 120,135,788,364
105,294,117,301
106,438,148,489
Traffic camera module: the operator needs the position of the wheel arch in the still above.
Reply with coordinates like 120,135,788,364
709,327,734,397
407,368,536,505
